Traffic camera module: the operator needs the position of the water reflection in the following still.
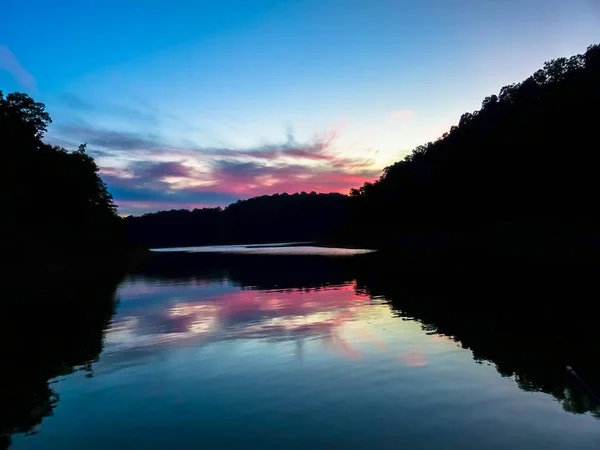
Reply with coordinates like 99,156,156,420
358,257,600,420
106,281,378,363
152,242,375,256
4,249,600,449
129,250,600,418
0,273,122,449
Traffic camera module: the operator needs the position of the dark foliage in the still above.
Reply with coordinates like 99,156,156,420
0,91,123,265
123,45,599,253
0,92,133,447
347,44,600,248
123,192,350,248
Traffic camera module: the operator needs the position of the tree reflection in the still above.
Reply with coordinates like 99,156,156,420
0,273,122,449
138,251,600,418
356,252,600,419
4,250,599,449
132,251,358,291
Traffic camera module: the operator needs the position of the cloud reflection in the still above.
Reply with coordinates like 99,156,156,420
104,282,374,361
400,349,427,367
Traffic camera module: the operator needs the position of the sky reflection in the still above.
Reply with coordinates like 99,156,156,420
95,268,467,378
152,244,375,256
106,281,376,357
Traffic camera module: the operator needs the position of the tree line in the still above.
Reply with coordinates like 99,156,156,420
347,44,600,248
123,192,350,248
123,43,600,250
3,43,599,254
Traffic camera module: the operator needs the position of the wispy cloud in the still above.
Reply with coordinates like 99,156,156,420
130,161,196,180
91,132,378,214
58,92,160,127
0,45,36,91
101,167,239,214
208,159,376,196
60,93,96,110
53,113,380,215
57,122,350,162
59,125,165,150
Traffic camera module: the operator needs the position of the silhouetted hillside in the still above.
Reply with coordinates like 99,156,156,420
123,192,350,248
346,44,600,250
122,44,599,253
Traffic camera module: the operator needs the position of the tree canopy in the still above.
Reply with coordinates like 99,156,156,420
347,44,600,246
0,91,121,259
123,192,349,248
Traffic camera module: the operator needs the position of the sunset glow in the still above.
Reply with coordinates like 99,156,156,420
2,0,598,214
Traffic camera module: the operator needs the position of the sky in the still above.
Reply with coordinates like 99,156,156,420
2,0,599,215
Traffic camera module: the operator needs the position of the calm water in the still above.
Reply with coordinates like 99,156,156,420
4,245,600,449
152,242,375,256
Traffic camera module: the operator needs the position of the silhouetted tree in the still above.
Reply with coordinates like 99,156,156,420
0,91,122,265
347,44,600,249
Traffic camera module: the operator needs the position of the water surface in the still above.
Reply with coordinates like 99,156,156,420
152,242,375,256
5,245,600,449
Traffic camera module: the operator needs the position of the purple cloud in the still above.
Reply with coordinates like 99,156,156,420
57,122,345,162
58,125,165,150
129,161,195,180
55,119,380,215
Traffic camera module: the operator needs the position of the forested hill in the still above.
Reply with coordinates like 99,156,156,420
123,192,350,248
124,44,600,252
8,44,595,253
345,44,600,248
0,92,125,269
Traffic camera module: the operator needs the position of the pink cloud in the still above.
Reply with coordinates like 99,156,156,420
0,45,36,91
91,128,382,214
388,109,415,124
108,160,379,214
204,161,378,197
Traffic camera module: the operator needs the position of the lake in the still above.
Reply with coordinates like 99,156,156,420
3,244,600,449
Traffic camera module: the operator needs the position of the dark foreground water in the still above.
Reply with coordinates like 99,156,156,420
3,245,600,449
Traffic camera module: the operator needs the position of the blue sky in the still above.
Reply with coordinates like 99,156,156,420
2,0,599,214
